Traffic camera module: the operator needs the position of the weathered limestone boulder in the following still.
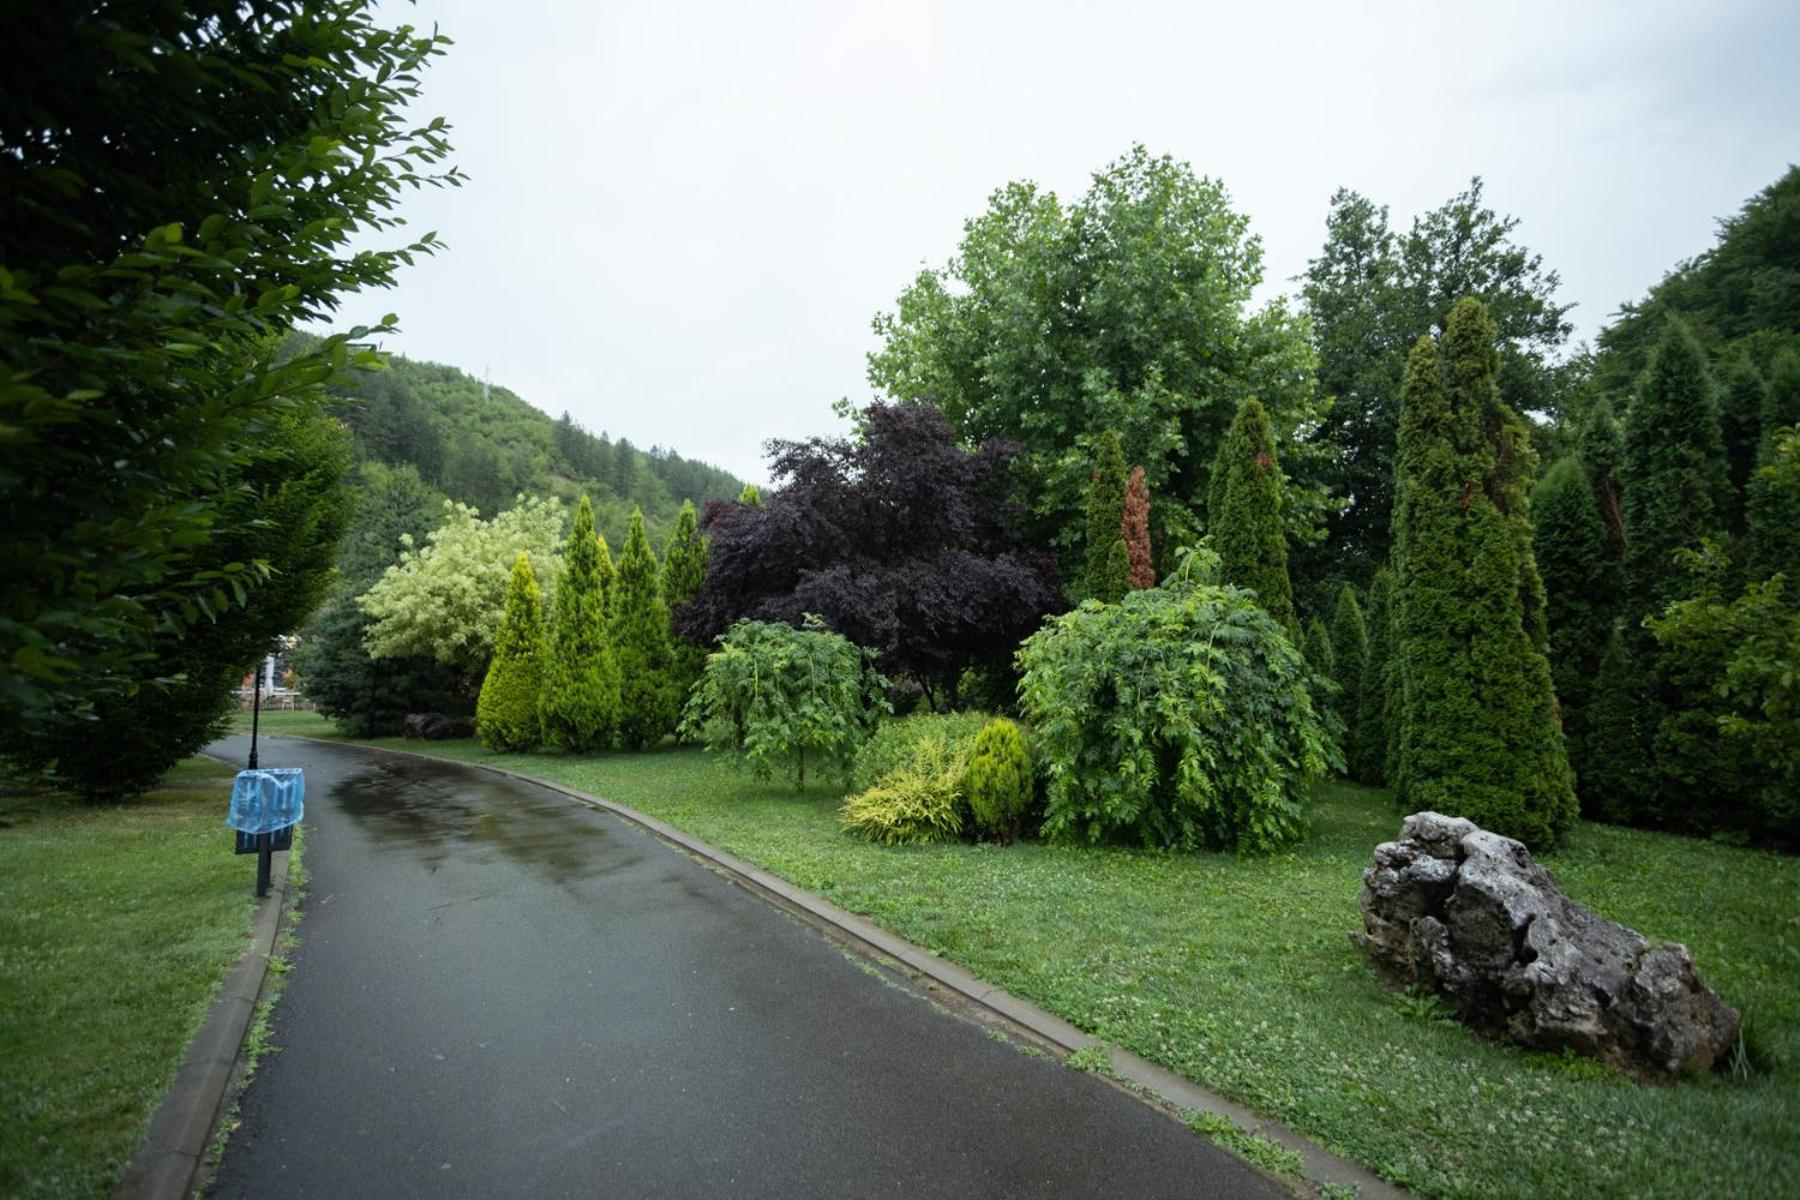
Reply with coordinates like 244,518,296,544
403,712,474,741
1353,811,1740,1079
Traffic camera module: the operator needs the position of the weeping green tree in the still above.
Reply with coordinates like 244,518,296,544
613,508,680,749
1352,568,1394,785
1330,585,1368,759
1211,398,1297,631
1391,300,1575,848
477,552,548,752
661,499,710,708
540,496,622,752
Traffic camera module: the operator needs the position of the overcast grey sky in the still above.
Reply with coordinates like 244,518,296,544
340,0,1800,483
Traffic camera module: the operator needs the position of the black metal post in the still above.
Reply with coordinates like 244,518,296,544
247,657,272,898
256,833,272,899
248,657,262,771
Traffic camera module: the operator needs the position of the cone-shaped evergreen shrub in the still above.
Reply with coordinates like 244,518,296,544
1583,631,1645,825
1212,398,1296,629
1092,538,1131,604
1531,457,1619,810
1352,568,1393,785
1304,617,1335,679
1747,352,1800,581
1330,586,1367,756
1720,353,1768,535
612,508,679,750
595,531,616,620
539,495,622,752
1391,301,1576,848
661,499,710,709
1084,430,1128,598
1579,399,1627,559
963,717,1034,842
477,551,547,751
1122,466,1154,589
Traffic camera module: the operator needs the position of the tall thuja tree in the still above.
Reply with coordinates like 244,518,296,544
594,531,618,620
1622,316,1732,825
1391,301,1576,848
1211,399,1297,632
1122,466,1155,589
1578,398,1628,560
477,552,547,752
539,496,621,752
1747,352,1800,581
1304,618,1335,679
661,500,710,707
1720,353,1769,538
1531,457,1620,810
1352,568,1394,784
1330,586,1368,756
1084,430,1129,598
613,508,680,750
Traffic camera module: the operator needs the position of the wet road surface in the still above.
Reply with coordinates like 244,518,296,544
206,736,1289,1198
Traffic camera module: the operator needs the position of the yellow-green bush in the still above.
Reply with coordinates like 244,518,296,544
849,711,988,793
964,717,1033,841
839,734,968,845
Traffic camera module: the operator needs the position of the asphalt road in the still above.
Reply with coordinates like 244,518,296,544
206,735,1289,1199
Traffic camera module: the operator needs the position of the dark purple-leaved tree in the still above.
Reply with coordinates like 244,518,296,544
677,401,1063,707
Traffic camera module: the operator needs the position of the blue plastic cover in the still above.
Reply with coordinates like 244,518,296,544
226,767,305,834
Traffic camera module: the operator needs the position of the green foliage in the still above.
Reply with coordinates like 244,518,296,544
850,711,991,794
539,496,622,752
1391,302,1576,848
1211,399,1297,629
1093,540,1131,605
1303,617,1335,680
1747,354,1800,581
476,553,547,752
1720,353,1769,535
738,483,763,506
1329,586,1368,754
1577,398,1628,559
0,3,457,756
660,499,711,708
838,734,969,846
1582,631,1644,824
869,145,1330,562
1016,567,1325,852
1084,431,1129,596
679,617,891,789
963,718,1035,841
1352,568,1394,785
360,495,565,678
1532,457,1621,811
612,509,680,750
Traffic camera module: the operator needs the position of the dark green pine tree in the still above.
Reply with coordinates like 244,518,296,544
1092,538,1131,604
1391,300,1576,848
1531,457,1620,812
1622,316,1732,825
1582,631,1644,825
1329,585,1368,756
613,508,680,750
1352,567,1394,785
1747,351,1800,582
1578,397,1627,560
539,495,622,752
661,499,711,709
1212,399,1297,630
477,551,548,752
1084,430,1128,598
1719,352,1768,538
1304,617,1335,678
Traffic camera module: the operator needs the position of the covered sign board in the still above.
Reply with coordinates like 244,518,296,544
227,767,305,840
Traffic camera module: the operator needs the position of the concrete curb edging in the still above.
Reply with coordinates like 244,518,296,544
113,843,295,1200
321,736,1409,1200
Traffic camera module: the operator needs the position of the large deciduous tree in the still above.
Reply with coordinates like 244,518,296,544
676,400,1062,706
869,145,1331,562
0,2,458,758
1391,300,1575,848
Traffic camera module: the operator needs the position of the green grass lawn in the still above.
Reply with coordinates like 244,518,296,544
0,756,260,1199
284,722,1796,1199
224,707,335,736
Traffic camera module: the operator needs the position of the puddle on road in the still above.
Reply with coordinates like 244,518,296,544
331,756,647,887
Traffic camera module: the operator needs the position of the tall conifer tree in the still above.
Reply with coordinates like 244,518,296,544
1578,398,1627,559
1330,585,1368,757
1084,430,1128,598
477,552,547,752
1352,568,1393,784
1747,352,1800,582
661,499,711,707
613,508,680,749
1121,466,1155,589
1720,352,1768,537
1391,301,1575,847
1212,399,1297,631
539,496,622,752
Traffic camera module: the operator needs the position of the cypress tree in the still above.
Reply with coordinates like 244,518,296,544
613,508,680,750
1084,430,1128,598
595,531,617,620
477,551,548,752
1352,568,1393,785
1720,352,1768,537
1330,585,1368,756
661,499,710,706
738,483,763,507
1531,457,1619,810
1578,398,1627,560
1121,465,1155,589
1747,351,1800,581
1212,399,1297,630
1092,538,1131,604
1583,631,1644,825
1622,316,1731,825
1304,616,1335,679
539,495,622,752
1391,301,1576,848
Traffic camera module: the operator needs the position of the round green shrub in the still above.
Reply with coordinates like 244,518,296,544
850,710,990,794
1017,566,1325,852
964,717,1034,841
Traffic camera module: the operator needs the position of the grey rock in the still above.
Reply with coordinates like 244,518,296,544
1353,811,1741,1079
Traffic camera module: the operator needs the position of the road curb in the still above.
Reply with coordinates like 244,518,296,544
113,840,295,1200
305,735,1408,1200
